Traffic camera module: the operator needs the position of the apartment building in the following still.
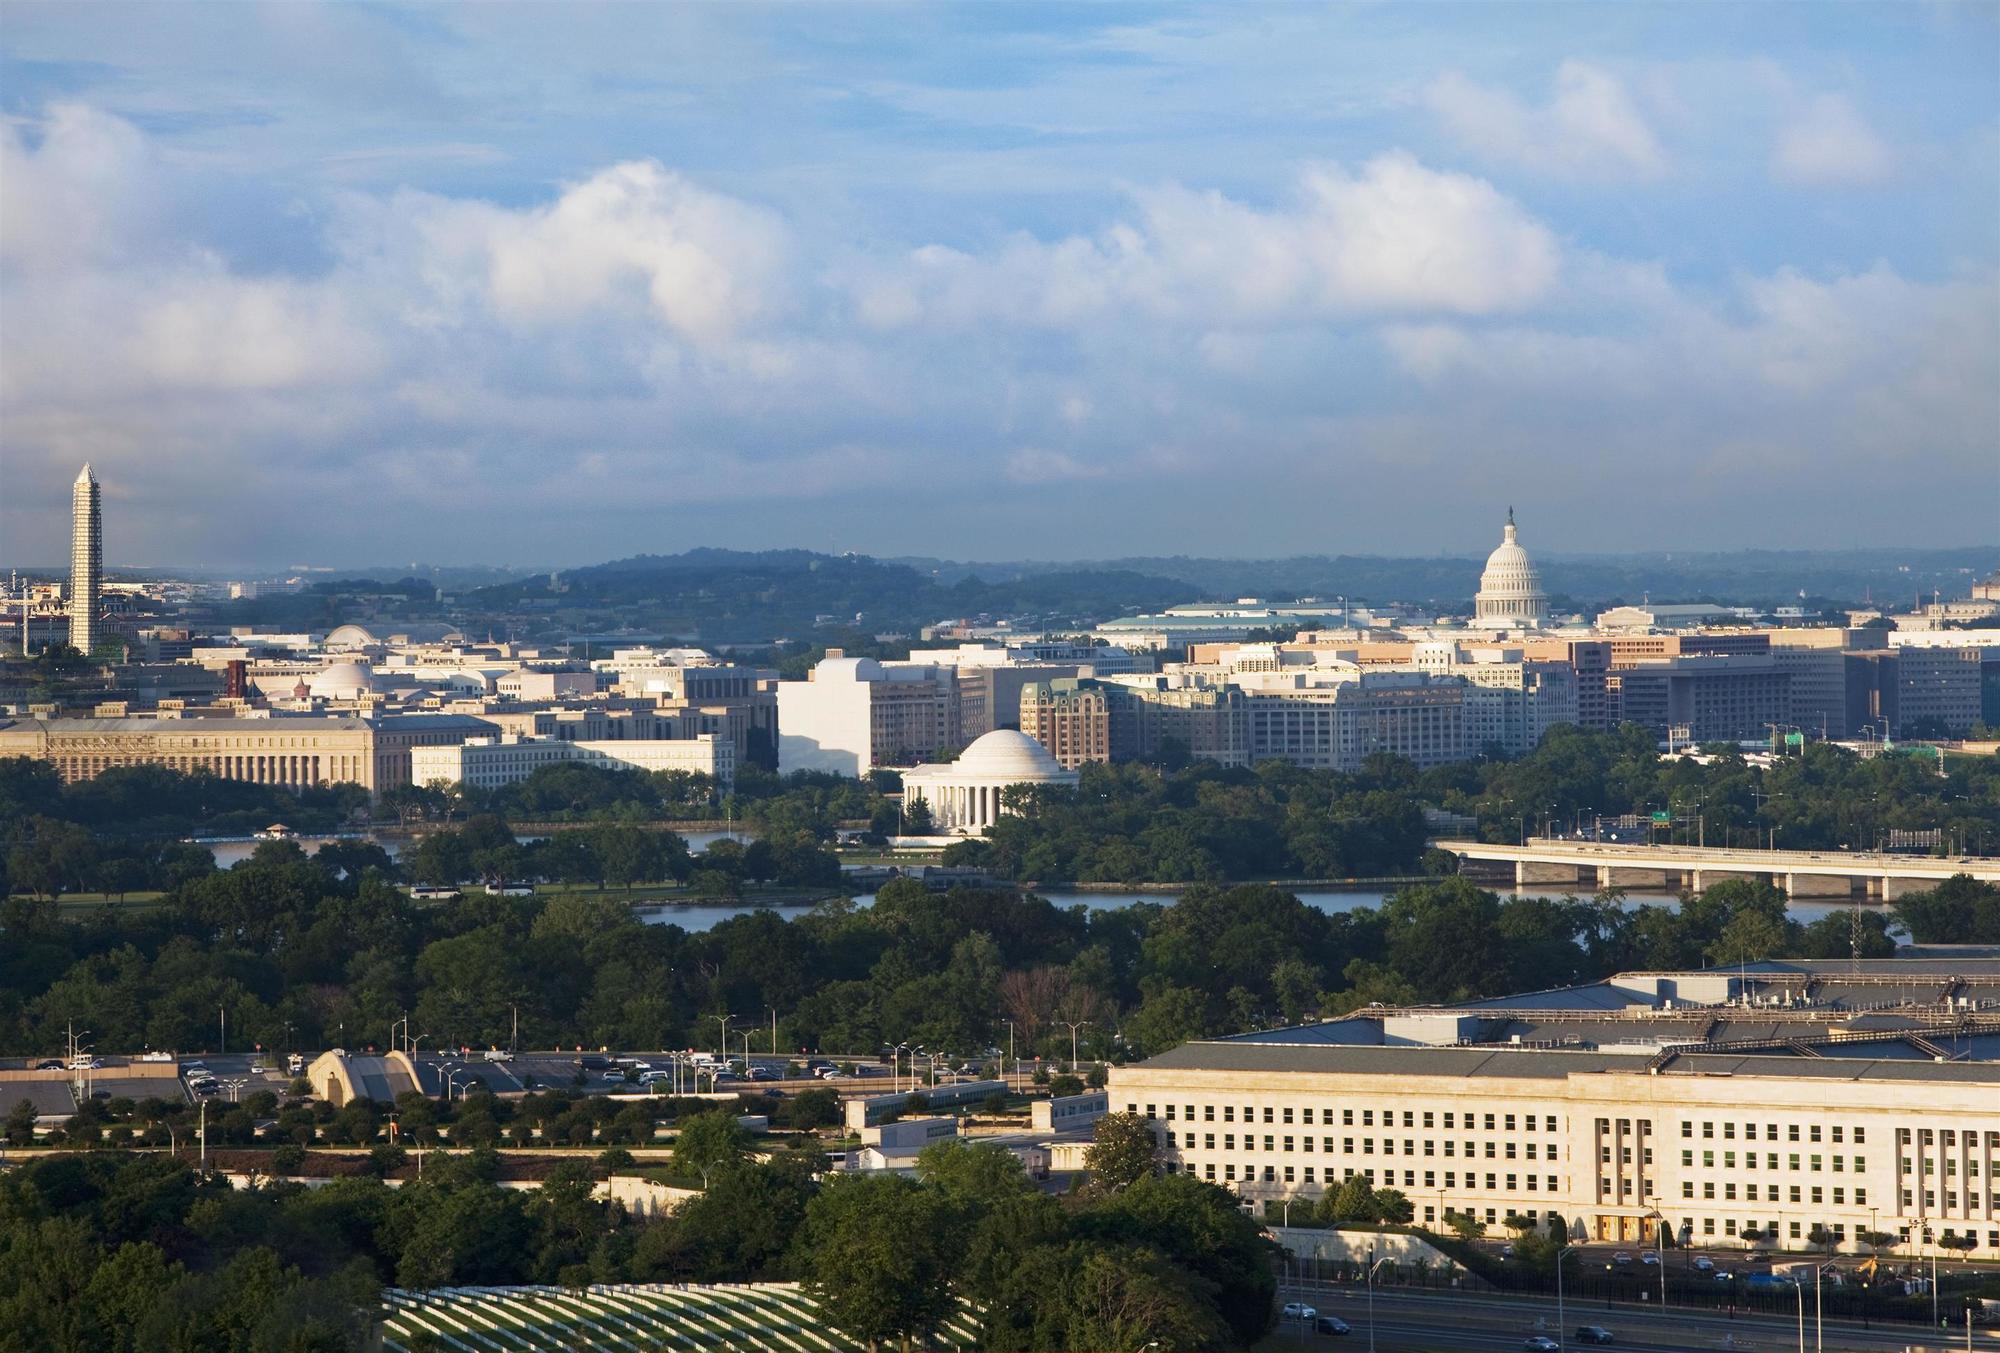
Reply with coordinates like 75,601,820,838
1019,677,1112,769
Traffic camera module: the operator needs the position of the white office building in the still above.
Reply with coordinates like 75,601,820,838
412,733,734,791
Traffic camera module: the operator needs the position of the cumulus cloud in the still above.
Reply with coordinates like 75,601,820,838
857,153,1560,328
1426,62,1666,179
1772,93,1893,184
0,96,1991,563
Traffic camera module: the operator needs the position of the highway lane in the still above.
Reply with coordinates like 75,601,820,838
1275,1283,1993,1352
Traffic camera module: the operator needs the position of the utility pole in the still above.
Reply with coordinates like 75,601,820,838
769,1007,778,1056
219,1005,226,1056
198,1100,208,1175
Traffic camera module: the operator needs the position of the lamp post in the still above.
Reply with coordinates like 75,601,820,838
1057,1020,1090,1071
1365,1253,1390,1353
1814,1261,1836,1353
1556,1244,1579,1352
1647,1199,1667,1308
1791,1278,1805,1353
1001,1019,1016,1087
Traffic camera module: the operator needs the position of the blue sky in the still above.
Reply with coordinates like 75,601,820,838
2,2,1995,568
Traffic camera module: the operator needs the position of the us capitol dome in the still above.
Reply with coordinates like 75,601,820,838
1473,507,1547,627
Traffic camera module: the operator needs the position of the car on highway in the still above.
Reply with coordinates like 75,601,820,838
1314,1314,1351,1335
138,1051,175,1063
1279,1302,1316,1321
1574,1326,1615,1344
1524,1337,1560,1352
35,1059,65,1071
481,1050,511,1063
747,1067,778,1082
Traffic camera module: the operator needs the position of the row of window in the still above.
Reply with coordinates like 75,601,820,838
1165,1130,1565,1161
1140,1103,1559,1133
1683,1151,1867,1173
1902,1189,2000,1213
1684,1121,1866,1144
1685,1181,1868,1206
1898,1128,2000,1149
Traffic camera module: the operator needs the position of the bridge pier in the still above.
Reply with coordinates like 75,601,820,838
1598,865,1670,890
1689,869,1768,893
1878,875,1931,902
1783,872,1855,899
1517,860,1588,887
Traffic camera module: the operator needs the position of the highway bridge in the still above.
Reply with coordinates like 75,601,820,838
1437,838,2000,900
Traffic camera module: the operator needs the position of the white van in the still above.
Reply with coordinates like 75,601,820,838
481,1049,511,1063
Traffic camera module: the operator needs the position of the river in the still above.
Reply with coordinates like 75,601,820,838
199,834,1907,937
635,887,1900,935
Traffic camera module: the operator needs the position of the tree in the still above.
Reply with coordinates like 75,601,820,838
915,1138,1030,1211
671,1109,750,1181
1059,1243,1232,1352
1320,1174,1378,1224
1444,1211,1486,1241
1082,1112,1159,1195
799,1174,957,1353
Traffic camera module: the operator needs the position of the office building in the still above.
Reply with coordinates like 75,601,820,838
1109,958,2000,1256
1612,654,1789,743
411,732,733,792
68,464,101,655
1238,668,1465,772
776,652,953,774
0,712,495,795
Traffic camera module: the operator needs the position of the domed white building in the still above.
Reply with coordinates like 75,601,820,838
306,661,379,701
901,729,1080,835
1473,508,1547,627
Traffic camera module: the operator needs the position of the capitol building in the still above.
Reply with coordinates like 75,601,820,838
1472,508,1547,628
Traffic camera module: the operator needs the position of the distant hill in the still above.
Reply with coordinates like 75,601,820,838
463,549,1193,642
433,543,1996,645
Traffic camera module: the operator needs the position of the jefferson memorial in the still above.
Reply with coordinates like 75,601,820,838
901,729,1079,835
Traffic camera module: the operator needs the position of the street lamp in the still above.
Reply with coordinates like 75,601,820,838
1365,1253,1391,1353
1555,1244,1580,1352
1056,1019,1091,1071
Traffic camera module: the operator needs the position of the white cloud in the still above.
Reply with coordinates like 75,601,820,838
1772,93,1893,184
859,153,1560,328
1426,62,1666,179
0,102,164,266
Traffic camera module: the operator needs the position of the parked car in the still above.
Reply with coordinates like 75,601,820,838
1692,1256,1715,1272
1611,1251,1632,1266
1279,1302,1316,1320
1575,1326,1615,1344
1314,1314,1352,1335
1639,1252,1660,1266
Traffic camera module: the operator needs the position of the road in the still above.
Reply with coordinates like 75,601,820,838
1272,1285,1996,1352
